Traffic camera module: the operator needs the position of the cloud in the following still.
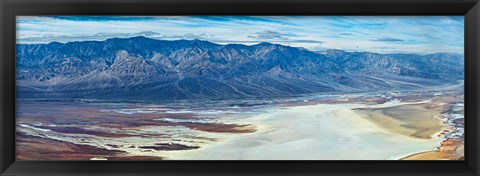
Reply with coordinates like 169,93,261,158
163,33,210,40
49,16,158,21
247,30,286,40
18,31,160,44
370,46,393,50
285,39,324,44
244,30,324,44
373,37,404,42
215,39,324,44
16,16,464,54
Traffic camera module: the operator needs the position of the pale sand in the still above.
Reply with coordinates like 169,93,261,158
162,102,445,160
354,104,445,139
401,151,453,160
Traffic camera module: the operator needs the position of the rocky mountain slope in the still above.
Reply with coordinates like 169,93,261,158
16,36,464,101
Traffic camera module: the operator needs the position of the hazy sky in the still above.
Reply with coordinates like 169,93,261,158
16,16,464,54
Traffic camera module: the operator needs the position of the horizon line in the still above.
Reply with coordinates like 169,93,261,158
16,36,465,56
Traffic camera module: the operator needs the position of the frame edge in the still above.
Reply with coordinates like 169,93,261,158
1,0,480,176
1,0,5,173
465,1,480,174
1,0,16,175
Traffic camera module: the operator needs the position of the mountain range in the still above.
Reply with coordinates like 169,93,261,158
16,36,464,101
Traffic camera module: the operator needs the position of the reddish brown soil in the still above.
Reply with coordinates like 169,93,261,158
16,132,163,161
402,138,464,160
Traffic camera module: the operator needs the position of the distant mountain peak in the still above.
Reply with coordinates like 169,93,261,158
189,39,215,44
47,41,64,46
131,36,148,39
254,42,276,46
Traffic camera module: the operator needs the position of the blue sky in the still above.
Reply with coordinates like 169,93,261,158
16,16,464,54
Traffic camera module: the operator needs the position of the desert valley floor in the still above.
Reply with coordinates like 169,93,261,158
16,84,464,160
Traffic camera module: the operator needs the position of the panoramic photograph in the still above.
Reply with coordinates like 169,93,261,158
15,16,464,160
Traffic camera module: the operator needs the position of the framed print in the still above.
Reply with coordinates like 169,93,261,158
14,15,465,161
1,0,479,175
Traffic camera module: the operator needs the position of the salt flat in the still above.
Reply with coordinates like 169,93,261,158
165,101,446,160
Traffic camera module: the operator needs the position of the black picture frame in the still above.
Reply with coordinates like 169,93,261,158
1,0,479,175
